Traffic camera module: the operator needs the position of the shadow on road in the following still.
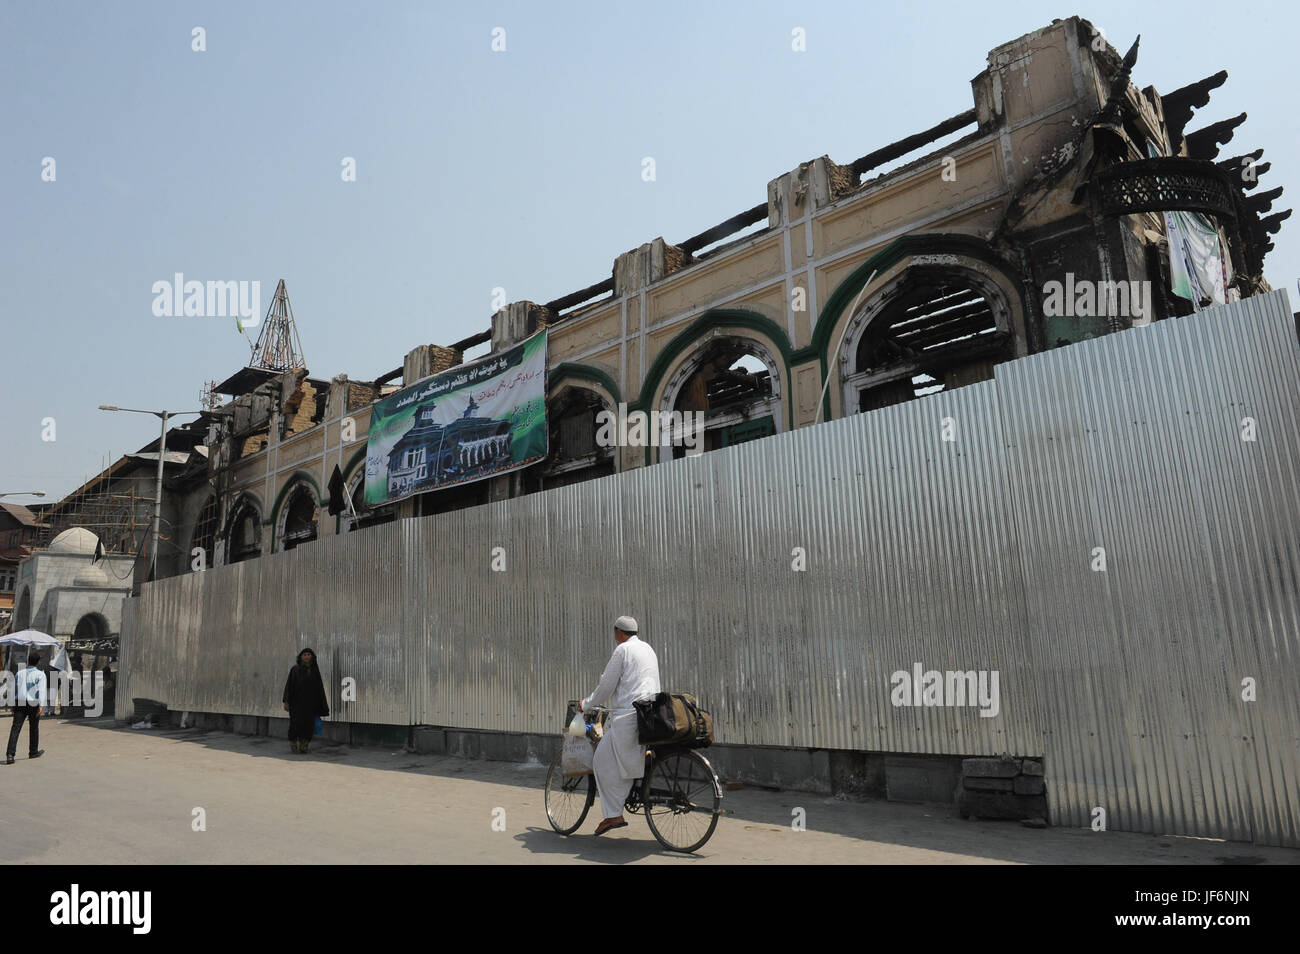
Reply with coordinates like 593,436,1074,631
514,826,702,863
52,718,1288,865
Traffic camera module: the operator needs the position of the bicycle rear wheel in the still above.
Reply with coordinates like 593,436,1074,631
643,748,722,853
544,754,596,835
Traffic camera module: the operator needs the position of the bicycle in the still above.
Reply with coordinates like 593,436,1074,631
544,704,724,853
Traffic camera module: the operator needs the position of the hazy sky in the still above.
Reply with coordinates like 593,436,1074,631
2,0,1296,501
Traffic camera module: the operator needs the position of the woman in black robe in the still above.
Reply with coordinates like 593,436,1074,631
282,647,329,753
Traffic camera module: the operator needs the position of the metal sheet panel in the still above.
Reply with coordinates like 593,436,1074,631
118,290,1300,845
998,290,1300,847
119,381,1041,755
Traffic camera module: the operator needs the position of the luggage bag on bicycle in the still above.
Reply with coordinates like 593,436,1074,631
635,691,713,748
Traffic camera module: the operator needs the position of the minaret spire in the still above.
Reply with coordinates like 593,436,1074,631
249,278,306,371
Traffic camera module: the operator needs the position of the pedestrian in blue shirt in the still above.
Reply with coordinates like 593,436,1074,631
6,650,46,764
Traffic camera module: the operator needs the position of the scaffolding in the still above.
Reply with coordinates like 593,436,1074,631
30,472,170,589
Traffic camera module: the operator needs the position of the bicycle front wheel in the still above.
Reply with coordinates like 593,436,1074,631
544,754,596,835
643,748,722,853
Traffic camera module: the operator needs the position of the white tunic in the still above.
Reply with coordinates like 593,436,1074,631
582,635,660,780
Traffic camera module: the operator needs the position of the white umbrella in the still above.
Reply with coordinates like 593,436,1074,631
0,630,62,647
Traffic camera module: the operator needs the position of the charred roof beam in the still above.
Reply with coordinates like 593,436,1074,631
847,109,977,183
1258,209,1293,236
1242,186,1284,216
1161,70,1228,150
1185,112,1248,161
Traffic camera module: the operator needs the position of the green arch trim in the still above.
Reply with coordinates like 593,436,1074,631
635,308,793,413
268,470,325,550
633,307,794,466
797,233,1026,420
547,362,621,405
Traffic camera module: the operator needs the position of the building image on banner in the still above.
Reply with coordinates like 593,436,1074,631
364,331,548,505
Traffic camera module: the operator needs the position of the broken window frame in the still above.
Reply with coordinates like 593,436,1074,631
661,335,784,459
224,496,262,565
278,482,319,552
838,266,1013,415
543,386,614,480
188,493,220,572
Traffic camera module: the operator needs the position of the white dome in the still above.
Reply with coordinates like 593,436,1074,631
50,527,101,555
73,564,110,587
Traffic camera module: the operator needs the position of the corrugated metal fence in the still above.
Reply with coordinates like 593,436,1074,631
121,291,1300,846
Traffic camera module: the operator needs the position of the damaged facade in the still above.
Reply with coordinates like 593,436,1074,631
151,16,1284,573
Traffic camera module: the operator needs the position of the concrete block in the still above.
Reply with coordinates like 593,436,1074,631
349,722,409,747
1021,759,1045,776
443,728,554,764
958,791,1048,821
964,777,1016,793
886,755,962,803
207,713,232,732
1014,775,1046,795
704,744,831,794
411,726,446,754
538,734,563,763
962,756,1020,778
231,715,259,735
830,750,886,798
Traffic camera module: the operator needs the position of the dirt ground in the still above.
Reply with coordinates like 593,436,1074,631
2,718,1295,865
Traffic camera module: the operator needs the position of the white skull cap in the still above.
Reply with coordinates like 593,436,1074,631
614,616,638,634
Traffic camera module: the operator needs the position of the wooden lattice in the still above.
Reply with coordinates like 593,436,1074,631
1095,158,1236,220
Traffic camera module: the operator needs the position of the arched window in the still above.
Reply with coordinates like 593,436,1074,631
840,268,1013,413
539,387,615,488
662,336,782,459
226,496,263,564
279,484,318,552
189,494,219,572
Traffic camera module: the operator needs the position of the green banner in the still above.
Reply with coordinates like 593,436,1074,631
364,331,548,505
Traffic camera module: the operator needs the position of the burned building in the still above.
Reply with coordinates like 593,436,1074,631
169,15,1283,572
119,16,1300,845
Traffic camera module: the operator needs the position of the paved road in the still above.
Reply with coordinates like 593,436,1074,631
2,719,1294,864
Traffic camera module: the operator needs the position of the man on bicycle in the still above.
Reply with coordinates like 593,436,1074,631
579,615,660,836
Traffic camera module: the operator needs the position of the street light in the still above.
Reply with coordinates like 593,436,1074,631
98,405,204,583
0,492,45,499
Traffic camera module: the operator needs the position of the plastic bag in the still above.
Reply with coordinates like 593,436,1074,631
568,711,587,738
314,716,323,736
562,726,595,776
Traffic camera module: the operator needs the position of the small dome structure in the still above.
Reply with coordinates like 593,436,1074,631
49,527,101,556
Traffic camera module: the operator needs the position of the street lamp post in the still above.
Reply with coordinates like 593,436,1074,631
98,405,203,583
